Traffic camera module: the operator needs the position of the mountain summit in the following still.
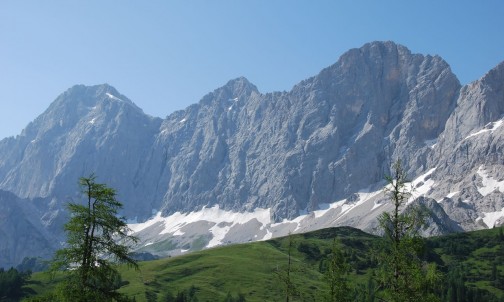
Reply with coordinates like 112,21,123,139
0,41,503,266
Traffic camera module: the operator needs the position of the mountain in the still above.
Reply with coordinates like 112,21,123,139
0,85,162,219
0,41,503,266
426,61,504,230
0,190,59,268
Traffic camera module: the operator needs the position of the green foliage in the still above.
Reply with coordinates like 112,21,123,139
221,291,246,302
0,267,32,301
323,240,352,302
274,233,299,301
49,175,138,302
376,160,440,302
428,227,504,301
16,168,504,301
26,226,504,301
158,285,199,302
297,242,322,261
16,257,49,273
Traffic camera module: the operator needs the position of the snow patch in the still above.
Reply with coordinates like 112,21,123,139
129,179,442,253
408,168,436,202
333,188,382,222
128,205,272,248
312,200,338,218
465,119,503,140
179,118,187,123
371,201,384,211
481,207,504,228
424,138,437,149
173,229,185,236
262,229,273,241
89,118,97,125
208,223,233,248
446,191,459,199
357,189,382,203
477,166,504,197
105,92,124,102
128,212,166,233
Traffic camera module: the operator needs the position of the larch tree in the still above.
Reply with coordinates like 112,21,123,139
376,160,440,302
51,175,138,302
324,239,352,302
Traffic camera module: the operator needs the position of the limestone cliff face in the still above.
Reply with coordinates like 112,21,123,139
0,84,162,220
426,62,504,230
0,190,59,268
0,41,503,266
148,41,460,220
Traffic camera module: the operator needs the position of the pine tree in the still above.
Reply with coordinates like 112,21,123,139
51,175,138,301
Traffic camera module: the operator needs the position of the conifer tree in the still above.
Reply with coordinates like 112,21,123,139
376,161,440,302
51,175,138,302
275,233,298,302
324,239,351,302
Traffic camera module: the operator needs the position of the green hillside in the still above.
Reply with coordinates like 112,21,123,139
24,227,504,301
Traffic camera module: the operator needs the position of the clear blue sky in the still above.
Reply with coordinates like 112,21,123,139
1,1,503,139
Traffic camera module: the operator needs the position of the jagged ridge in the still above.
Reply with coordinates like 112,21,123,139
0,41,503,266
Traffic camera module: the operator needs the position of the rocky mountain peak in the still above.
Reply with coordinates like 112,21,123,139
199,77,259,107
1,42,503,266
19,84,143,139
223,76,258,93
433,60,504,152
479,61,504,120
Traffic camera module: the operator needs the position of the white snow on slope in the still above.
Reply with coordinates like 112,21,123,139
106,92,124,102
477,165,504,197
313,199,346,219
424,138,438,149
465,119,503,140
128,169,442,254
129,205,272,246
129,212,168,233
208,223,233,248
337,189,382,219
408,168,436,202
262,229,273,240
446,191,459,199
371,200,384,211
481,207,504,228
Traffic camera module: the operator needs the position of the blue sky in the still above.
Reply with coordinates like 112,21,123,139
1,1,503,139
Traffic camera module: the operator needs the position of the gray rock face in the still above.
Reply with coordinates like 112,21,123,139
426,62,504,230
151,41,460,220
0,84,162,221
0,191,59,268
0,41,503,266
